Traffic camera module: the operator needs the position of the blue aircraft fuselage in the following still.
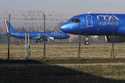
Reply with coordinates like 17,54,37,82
10,31,69,40
10,32,41,39
60,13,125,36
6,20,69,40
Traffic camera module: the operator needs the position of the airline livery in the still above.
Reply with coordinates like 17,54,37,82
5,20,69,41
60,13,125,36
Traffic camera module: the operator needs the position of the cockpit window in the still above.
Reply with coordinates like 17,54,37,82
71,18,80,23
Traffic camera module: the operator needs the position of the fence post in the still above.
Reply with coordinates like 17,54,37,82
7,33,10,60
111,42,115,59
25,32,27,57
43,13,46,58
27,32,31,59
25,32,31,59
7,14,11,60
78,35,81,58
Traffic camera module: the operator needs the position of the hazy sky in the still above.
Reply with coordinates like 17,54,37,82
0,0,125,14
0,0,125,31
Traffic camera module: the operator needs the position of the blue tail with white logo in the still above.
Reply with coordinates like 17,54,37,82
5,20,16,33
4,18,69,40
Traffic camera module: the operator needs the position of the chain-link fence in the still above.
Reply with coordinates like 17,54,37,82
0,10,125,60
0,40,125,60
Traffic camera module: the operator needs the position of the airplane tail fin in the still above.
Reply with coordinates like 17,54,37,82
3,18,16,33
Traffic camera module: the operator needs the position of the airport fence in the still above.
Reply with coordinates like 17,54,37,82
0,38,125,60
0,11,125,60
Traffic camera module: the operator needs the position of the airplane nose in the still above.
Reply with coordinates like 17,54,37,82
60,24,72,32
60,23,80,33
60,25,68,31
